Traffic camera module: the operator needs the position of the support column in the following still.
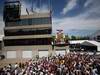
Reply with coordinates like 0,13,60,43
66,46,70,54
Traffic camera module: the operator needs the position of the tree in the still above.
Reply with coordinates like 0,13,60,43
65,35,70,40
71,35,76,40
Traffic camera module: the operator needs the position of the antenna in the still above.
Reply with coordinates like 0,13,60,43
31,0,38,13
26,8,29,15
31,0,52,14
49,0,52,11
31,0,34,13
39,0,42,12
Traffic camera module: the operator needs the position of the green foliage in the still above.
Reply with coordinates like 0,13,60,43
71,35,76,40
65,35,70,40
51,35,55,41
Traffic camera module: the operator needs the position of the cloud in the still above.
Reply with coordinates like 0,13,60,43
52,17,100,33
21,0,50,15
61,0,77,15
21,1,28,15
32,4,49,13
52,0,100,34
60,0,100,18
84,0,93,7
78,0,100,19
0,0,100,35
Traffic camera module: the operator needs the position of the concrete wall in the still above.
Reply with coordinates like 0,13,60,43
0,45,52,67
5,24,52,30
21,13,51,19
52,46,69,56
3,45,52,59
4,34,52,40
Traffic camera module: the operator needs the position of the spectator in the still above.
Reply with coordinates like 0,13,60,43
0,52,100,75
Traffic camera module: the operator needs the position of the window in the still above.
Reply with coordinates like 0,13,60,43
4,38,51,46
6,17,51,26
5,28,52,36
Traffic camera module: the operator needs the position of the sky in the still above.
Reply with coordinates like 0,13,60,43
0,0,100,36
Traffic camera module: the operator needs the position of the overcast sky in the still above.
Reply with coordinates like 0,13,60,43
0,0,100,36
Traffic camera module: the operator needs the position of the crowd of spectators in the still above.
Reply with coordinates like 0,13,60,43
0,52,100,75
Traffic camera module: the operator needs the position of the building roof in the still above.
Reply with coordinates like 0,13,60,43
69,40,88,44
81,40,100,47
69,40,100,47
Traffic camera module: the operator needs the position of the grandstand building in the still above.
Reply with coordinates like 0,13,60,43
3,0,52,63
